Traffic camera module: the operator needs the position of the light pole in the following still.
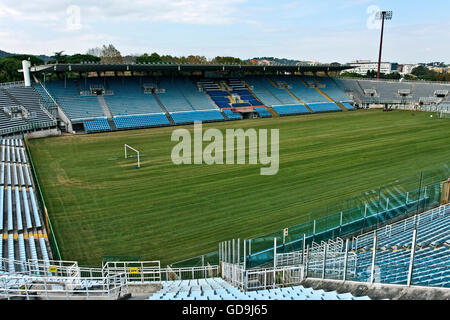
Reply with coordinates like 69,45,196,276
376,11,393,80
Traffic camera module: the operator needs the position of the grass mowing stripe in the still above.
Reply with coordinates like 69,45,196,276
28,110,450,266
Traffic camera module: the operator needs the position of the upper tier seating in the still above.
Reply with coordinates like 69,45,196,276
45,81,105,121
245,76,298,107
104,77,163,116
314,77,352,102
158,78,217,112
272,75,329,104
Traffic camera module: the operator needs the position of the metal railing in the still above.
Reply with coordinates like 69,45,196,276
304,203,450,287
0,81,25,88
0,257,220,299
0,120,58,136
221,262,304,291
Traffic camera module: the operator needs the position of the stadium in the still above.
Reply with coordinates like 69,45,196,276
1,3,450,303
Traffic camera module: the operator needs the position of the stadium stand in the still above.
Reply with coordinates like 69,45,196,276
197,79,233,109
0,86,57,136
222,109,243,120
349,204,450,287
104,77,164,116
254,107,272,118
339,78,450,106
83,118,111,133
307,102,342,113
170,110,224,124
158,77,217,112
0,137,52,272
113,114,171,129
315,77,352,103
341,102,355,110
148,278,371,300
227,79,264,107
272,75,329,104
245,76,298,106
45,80,106,121
272,104,311,116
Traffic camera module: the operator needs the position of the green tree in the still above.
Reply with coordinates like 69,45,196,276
0,55,44,83
411,66,430,77
66,54,101,64
136,53,165,64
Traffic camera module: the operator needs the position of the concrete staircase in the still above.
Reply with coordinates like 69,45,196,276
96,95,117,130
152,93,175,125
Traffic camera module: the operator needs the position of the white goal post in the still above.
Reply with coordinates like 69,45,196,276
124,144,141,168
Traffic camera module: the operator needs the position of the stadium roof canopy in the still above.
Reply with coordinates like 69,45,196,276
29,63,354,74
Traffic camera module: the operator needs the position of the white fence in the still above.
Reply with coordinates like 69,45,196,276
221,262,304,291
0,258,219,300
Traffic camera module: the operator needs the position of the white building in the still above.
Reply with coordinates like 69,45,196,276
399,64,419,75
346,60,396,75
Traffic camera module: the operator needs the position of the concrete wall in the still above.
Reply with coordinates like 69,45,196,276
24,127,61,139
301,278,450,300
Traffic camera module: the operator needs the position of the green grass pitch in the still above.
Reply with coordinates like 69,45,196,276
28,110,450,267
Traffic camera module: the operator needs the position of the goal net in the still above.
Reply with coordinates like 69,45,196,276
124,144,141,168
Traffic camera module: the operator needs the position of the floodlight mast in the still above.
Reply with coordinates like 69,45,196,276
376,11,393,80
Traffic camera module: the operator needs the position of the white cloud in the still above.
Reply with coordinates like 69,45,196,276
0,0,246,26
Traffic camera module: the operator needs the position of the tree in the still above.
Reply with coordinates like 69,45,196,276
211,56,247,65
52,51,67,63
136,53,165,64
411,66,430,77
99,44,123,64
86,47,103,57
0,55,44,83
66,54,101,64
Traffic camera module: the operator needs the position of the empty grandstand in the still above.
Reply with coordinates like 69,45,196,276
0,137,52,274
0,61,449,301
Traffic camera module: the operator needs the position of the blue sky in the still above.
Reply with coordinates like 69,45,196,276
1,0,449,64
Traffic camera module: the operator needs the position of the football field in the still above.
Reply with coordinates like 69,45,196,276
28,110,450,266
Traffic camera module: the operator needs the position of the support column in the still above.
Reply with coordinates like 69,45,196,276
370,232,377,284
407,229,417,286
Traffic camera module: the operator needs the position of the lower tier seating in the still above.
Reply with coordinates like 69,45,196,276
170,110,224,124
254,107,272,118
83,118,111,133
308,103,342,113
113,114,170,129
272,104,311,116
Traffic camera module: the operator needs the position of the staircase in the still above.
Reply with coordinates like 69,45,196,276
1,89,22,106
313,85,348,111
96,95,117,130
97,95,113,119
152,93,175,125
285,87,314,113
107,119,117,131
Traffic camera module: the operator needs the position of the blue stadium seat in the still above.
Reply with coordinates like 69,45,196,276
170,110,224,124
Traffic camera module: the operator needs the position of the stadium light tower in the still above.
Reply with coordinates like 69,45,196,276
375,10,393,80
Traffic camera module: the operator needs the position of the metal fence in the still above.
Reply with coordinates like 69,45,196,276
0,120,58,136
304,203,450,288
171,164,449,269
221,262,304,291
0,257,219,300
